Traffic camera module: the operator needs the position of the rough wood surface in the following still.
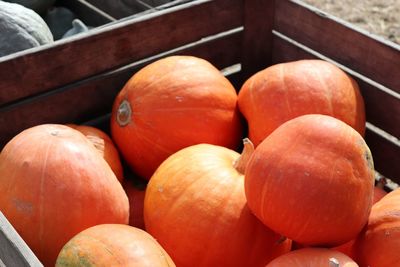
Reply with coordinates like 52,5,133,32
0,212,43,267
274,0,400,93
0,0,242,106
241,0,275,82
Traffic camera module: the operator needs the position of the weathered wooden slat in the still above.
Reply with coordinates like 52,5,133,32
84,0,148,19
365,124,400,184
274,0,400,93
272,31,400,139
60,0,116,26
241,0,275,82
0,0,242,106
0,30,242,148
0,212,43,267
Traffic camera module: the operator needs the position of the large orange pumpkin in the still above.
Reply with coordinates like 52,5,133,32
266,248,358,266
67,124,124,181
238,59,365,146
56,224,175,267
353,188,400,267
111,55,243,180
245,114,375,246
144,141,291,267
0,124,129,266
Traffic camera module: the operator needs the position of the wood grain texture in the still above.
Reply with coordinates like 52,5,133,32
241,0,275,82
0,212,43,267
365,125,400,184
272,31,400,139
0,30,242,148
274,0,400,93
0,0,242,106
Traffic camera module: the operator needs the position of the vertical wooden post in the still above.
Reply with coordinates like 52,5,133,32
241,0,275,81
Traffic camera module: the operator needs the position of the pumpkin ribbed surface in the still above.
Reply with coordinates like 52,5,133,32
245,114,374,246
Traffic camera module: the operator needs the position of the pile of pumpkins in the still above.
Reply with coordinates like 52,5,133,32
0,55,398,267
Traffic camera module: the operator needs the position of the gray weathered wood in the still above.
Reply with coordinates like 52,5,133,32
0,212,43,267
60,0,116,26
274,0,400,93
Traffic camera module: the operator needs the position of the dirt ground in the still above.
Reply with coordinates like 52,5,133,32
301,0,400,44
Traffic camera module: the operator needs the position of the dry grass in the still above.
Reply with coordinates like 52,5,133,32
301,0,400,44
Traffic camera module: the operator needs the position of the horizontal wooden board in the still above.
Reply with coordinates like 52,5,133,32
274,0,400,93
365,125,400,184
0,30,242,148
272,31,400,139
0,212,43,267
0,0,242,106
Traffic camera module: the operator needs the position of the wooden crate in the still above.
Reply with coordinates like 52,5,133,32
0,0,399,265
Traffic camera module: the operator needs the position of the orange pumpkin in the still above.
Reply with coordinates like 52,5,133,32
238,59,365,146
67,124,124,182
245,114,375,246
123,178,146,229
353,188,400,267
144,141,291,267
111,55,243,180
266,248,358,266
56,224,175,267
0,124,129,266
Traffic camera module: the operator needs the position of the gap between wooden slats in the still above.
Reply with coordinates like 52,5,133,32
275,0,400,93
0,28,242,149
272,31,400,140
0,0,242,106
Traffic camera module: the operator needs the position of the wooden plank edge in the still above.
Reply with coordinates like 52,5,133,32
0,212,43,267
365,123,400,185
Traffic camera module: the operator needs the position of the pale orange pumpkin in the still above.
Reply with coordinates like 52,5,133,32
266,248,358,266
245,114,375,246
111,55,243,180
144,141,291,267
66,124,124,182
238,59,365,146
56,224,175,267
353,188,400,267
0,124,129,266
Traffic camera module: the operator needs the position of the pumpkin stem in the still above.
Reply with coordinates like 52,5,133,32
329,257,339,267
116,100,132,127
233,138,254,174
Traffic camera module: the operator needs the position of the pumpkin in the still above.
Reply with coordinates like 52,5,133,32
0,1,53,57
266,248,358,267
66,124,124,182
0,124,129,266
353,188,400,267
3,0,55,15
123,178,146,229
111,55,243,180
238,59,365,146
245,114,375,246
56,224,175,267
144,141,291,267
